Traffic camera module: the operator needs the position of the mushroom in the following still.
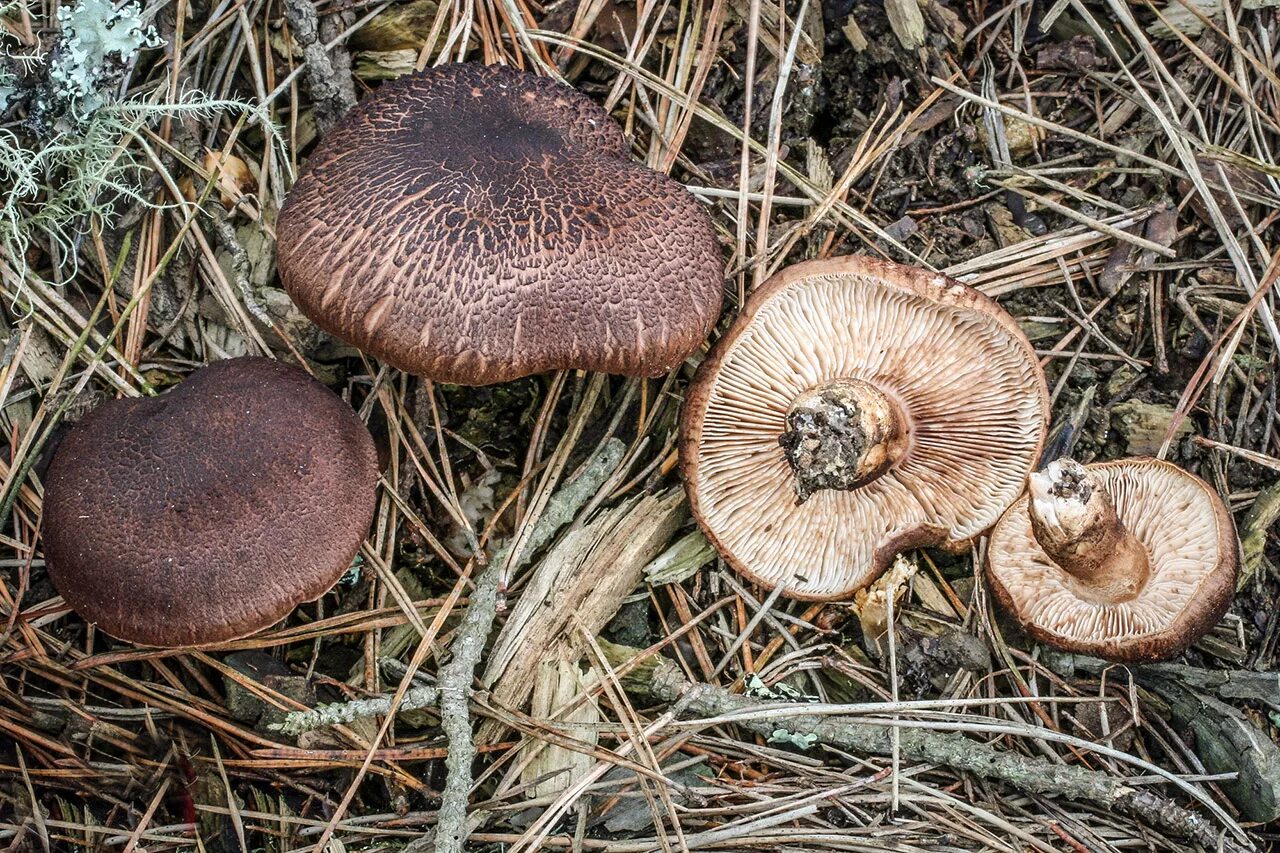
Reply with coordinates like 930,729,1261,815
40,357,379,647
985,457,1238,662
277,62,724,385
680,256,1049,600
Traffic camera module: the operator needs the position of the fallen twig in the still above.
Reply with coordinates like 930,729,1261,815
433,440,625,851
600,640,1250,853
434,558,500,853
271,442,628,756
283,0,357,133
271,682,440,737
434,439,625,852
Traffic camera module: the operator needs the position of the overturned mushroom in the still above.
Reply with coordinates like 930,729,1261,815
41,357,379,647
277,62,724,385
986,457,1238,662
680,256,1049,600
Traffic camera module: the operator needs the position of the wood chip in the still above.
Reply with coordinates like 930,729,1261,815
478,489,687,744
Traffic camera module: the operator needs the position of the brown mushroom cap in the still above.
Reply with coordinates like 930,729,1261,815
41,357,379,647
277,62,724,385
985,457,1238,662
680,256,1049,600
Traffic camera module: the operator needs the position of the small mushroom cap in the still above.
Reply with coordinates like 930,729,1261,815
277,62,724,385
681,256,1049,600
41,357,379,647
986,458,1238,662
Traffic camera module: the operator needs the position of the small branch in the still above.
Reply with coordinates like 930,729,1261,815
268,442,625,849
434,439,625,853
270,684,439,736
270,441,628,745
491,439,628,571
209,209,271,324
600,640,1249,853
434,562,499,853
283,0,357,133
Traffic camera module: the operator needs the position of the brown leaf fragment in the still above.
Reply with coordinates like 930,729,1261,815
1036,35,1105,71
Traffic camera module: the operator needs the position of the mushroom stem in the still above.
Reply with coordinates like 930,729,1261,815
1026,459,1151,604
778,379,908,504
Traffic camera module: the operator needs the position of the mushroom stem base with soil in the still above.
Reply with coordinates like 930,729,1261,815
778,379,908,504
1028,458,1151,604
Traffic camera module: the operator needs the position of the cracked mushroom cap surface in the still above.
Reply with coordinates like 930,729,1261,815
41,357,379,648
277,62,724,385
680,256,1050,600
986,458,1238,662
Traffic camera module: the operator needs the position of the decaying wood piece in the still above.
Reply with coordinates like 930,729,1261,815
520,659,601,798
1239,479,1280,588
478,489,687,745
885,0,925,50
283,0,357,133
1140,672,1280,822
1052,653,1280,823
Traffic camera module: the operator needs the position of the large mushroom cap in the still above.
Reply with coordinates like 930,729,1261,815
986,457,1238,662
277,62,724,385
681,256,1049,600
41,357,379,647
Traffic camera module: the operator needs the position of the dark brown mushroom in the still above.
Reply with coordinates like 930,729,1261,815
40,357,379,647
986,457,1239,662
277,62,724,385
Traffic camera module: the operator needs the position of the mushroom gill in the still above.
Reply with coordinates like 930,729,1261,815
681,256,1049,600
986,457,1238,661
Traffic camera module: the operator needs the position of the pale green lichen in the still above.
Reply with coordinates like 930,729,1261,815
0,60,13,110
45,0,162,117
0,3,21,112
1,92,270,288
0,0,277,291
745,673,817,702
749,674,821,750
768,729,820,750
